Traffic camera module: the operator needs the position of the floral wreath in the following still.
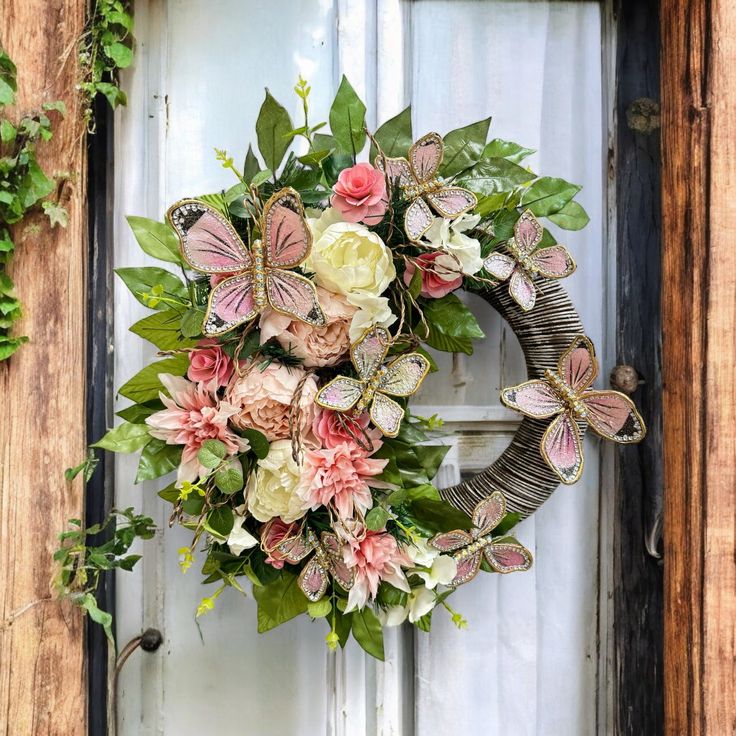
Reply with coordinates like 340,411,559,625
89,77,645,659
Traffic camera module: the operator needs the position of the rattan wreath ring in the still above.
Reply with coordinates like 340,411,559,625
440,278,584,519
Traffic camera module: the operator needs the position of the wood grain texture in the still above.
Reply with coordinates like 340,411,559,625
0,1,88,734
661,0,736,733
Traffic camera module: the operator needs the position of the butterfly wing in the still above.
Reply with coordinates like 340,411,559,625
378,353,430,397
429,529,473,553
409,132,444,182
484,541,533,573
484,252,516,282
351,325,391,381
500,379,565,419
374,155,413,187
513,209,543,256
426,187,477,218
581,389,646,442
203,273,257,335
509,269,537,311
558,335,598,393
298,557,330,602
265,269,325,326
276,531,313,564
450,550,482,586
541,411,585,485
262,187,312,268
369,392,405,437
405,197,434,241
167,199,251,273
315,376,365,412
472,492,507,536
532,245,576,279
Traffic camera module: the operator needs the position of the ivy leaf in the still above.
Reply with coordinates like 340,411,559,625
370,106,412,160
521,176,581,217
351,608,384,661
91,422,151,453
96,82,126,109
421,293,484,355
482,138,535,164
256,90,293,171
0,78,15,106
104,42,133,69
547,200,590,231
126,216,181,263
135,438,182,483
115,267,188,310
329,76,366,156
0,335,28,361
42,201,68,228
253,572,309,632
118,354,189,403
242,428,270,459
439,118,491,178
129,309,196,350
0,119,16,143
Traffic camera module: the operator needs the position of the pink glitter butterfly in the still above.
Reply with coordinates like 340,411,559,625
375,132,478,241
429,491,533,586
276,528,354,602
500,335,647,484
315,325,430,437
483,209,576,311
167,187,325,336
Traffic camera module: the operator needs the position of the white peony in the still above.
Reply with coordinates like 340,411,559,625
246,440,306,523
421,213,484,276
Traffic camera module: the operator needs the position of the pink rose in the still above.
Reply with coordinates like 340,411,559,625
403,251,463,299
313,409,382,451
187,339,234,387
260,518,300,569
331,163,388,226
259,287,356,368
225,361,318,441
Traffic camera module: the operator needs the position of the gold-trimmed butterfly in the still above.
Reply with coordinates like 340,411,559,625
483,209,576,311
275,528,354,603
500,335,647,484
429,491,533,586
167,187,325,336
375,132,478,241
315,325,430,437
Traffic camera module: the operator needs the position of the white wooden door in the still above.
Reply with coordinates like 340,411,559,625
114,2,611,734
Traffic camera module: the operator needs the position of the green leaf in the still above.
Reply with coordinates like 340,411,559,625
255,90,293,171
104,42,133,69
413,443,450,480
207,506,234,537
0,119,16,143
91,422,150,453
329,76,366,156
129,309,196,350
115,267,188,310
116,400,163,424
365,506,390,531
198,438,227,468
243,428,270,459
80,593,114,643
157,482,180,504
482,138,535,164
0,335,28,361
547,200,590,231
180,307,205,338
215,463,244,494
307,599,332,618
370,106,412,160
95,82,127,109
136,438,182,482
42,201,68,228
407,497,472,535
521,176,581,217
351,608,384,661
118,354,189,403
243,144,261,182
458,158,531,197
408,265,422,299
439,118,491,177
253,572,309,632
0,78,15,106
421,293,484,355
250,169,273,188
126,216,181,263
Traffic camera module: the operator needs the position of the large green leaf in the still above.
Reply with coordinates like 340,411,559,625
521,176,581,217
243,144,261,183
126,216,181,264
458,157,531,197
329,76,367,156
253,572,309,632
407,497,472,535
421,293,485,355
135,438,182,482
255,90,293,171
116,400,164,424
92,422,151,453
439,118,491,177
482,138,535,164
118,354,189,403
370,106,412,161
547,200,590,231
351,608,384,661
129,309,196,350
115,267,188,310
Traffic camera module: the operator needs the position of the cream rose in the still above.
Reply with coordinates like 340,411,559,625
246,440,306,523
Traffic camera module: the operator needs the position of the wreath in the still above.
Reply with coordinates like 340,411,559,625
86,77,645,659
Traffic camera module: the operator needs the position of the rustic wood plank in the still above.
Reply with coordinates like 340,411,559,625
0,1,88,734
661,0,736,733
612,0,664,733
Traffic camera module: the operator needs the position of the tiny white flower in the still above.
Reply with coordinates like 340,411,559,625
408,587,437,623
417,554,458,590
346,291,397,341
422,213,484,276
378,605,409,627
227,504,259,556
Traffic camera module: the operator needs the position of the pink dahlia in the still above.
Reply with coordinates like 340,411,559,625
145,373,249,483
296,443,387,520
330,163,388,226
343,529,411,612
